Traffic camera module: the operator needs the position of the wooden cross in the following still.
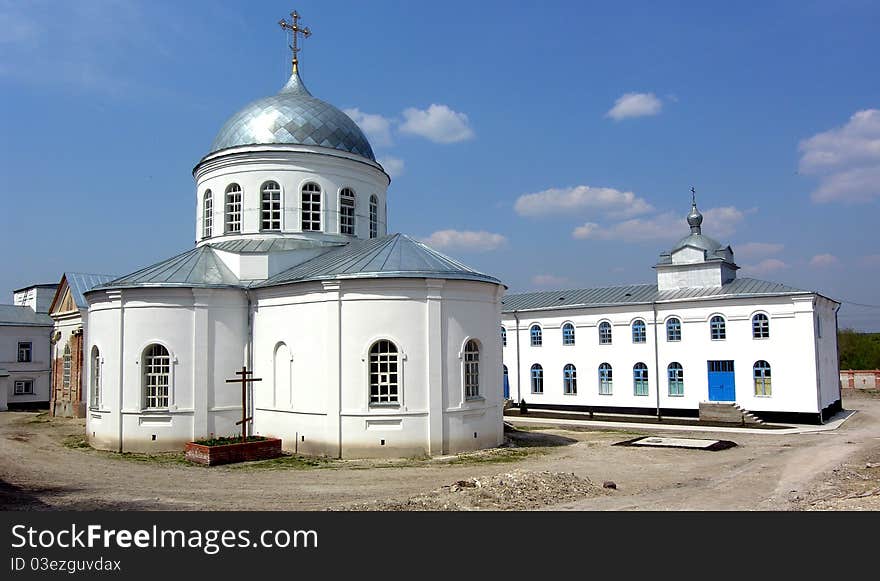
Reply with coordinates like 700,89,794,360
278,9,312,73
225,366,262,442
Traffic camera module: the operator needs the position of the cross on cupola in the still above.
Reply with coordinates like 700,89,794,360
687,186,703,234
279,9,312,73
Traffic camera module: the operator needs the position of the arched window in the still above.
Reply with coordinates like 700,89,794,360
710,315,726,340
274,343,292,408
530,364,544,394
502,364,509,398
90,346,101,408
301,182,322,231
463,340,480,399
369,194,379,238
599,321,612,344
667,362,684,396
530,324,542,347
598,363,613,395
666,317,682,342
225,183,242,233
369,340,399,404
632,319,646,343
142,344,170,409
339,187,356,235
261,181,282,231
562,323,575,345
752,313,770,339
754,360,772,396
500,326,507,347
633,362,649,396
203,190,213,239
62,344,71,391
563,364,577,395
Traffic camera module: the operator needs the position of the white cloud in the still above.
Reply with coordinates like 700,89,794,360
799,109,880,203
514,185,653,218
378,156,405,178
343,108,393,147
809,253,839,268
736,242,785,261
741,258,790,275
531,274,568,288
399,104,475,143
606,92,663,121
421,229,506,252
572,206,746,242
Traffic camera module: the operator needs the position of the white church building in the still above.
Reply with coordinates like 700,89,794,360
501,199,842,424
83,19,505,457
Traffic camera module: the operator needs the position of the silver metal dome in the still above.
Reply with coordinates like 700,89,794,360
209,70,375,161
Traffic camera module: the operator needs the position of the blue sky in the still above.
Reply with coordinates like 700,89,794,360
1,0,878,330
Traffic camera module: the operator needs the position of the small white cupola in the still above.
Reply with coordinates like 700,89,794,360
655,190,738,291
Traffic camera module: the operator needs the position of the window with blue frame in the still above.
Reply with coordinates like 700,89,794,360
754,360,772,396
530,364,544,394
632,319,646,343
667,362,684,396
530,325,542,347
563,364,577,395
633,362,649,396
598,363,613,395
752,314,770,339
500,326,507,347
666,317,681,342
562,323,575,346
599,321,612,345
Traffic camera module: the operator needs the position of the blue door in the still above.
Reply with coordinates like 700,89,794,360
502,365,510,398
707,360,735,401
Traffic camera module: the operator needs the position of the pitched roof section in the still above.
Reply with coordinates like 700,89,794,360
95,246,241,291
501,278,816,312
208,238,343,254
0,305,53,326
64,273,116,309
259,233,502,287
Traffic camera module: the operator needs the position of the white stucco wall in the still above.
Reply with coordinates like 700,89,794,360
0,324,52,407
502,293,836,418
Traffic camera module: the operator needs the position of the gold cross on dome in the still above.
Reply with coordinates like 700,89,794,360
279,10,312,73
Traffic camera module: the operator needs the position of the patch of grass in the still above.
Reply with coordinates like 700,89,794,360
192,435,269,446
228,453,333,471
62,434,91,449
446,448,536,465
26,412,50,424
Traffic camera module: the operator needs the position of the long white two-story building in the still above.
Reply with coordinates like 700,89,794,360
501,199,841,424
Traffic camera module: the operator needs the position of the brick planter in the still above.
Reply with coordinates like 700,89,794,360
185,438,282,466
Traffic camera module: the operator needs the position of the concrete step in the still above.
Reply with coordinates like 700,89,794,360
699,402,764,426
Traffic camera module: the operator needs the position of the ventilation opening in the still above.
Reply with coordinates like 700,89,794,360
380,439,385,446
151,434,157,441
301,435,305,442
92,432,95,437
474,432,478,438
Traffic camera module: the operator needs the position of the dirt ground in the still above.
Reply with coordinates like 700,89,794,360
1,390,879,511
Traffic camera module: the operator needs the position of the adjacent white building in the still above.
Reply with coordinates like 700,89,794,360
84,60,505,457
0,284,56,411
501,199,842,424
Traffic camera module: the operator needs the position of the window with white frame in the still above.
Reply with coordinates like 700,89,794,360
91,346,101,408
562,323,575,345
633,362,649,396
500,326,507,347
666,317,682,342
17,341,32,363
339,188,356,235
301,182,322,231
563,364,577,395
530,324,542,346
710,315,726,340
464,340,480,399
369,340,399,405
225,184,242,233
14,380,33,395
369,195,378,238
261,181,282,231
598,363,613,395
752,313,770,339
203,190,213,238
667,362,684,396
530,364,543,394
62,344,71,391
143,344,171,409
754,360,772,396
632,319,646,343
599,321,612,345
